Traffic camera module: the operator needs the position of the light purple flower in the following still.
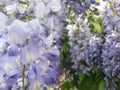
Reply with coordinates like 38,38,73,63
5,70,19,86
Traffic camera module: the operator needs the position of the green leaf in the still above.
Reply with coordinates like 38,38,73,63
60,81,74,90
99,80,105,90
89,22,102,33
19,3,28,9
79,73,85,84
93,23,101,33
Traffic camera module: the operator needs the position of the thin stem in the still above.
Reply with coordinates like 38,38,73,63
19,0,28,4
22,65,25,90
108,0,116,15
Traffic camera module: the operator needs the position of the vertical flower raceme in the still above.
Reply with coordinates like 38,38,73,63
101,0,120,89
68,17,92,74
0,1,64,89
68,14,103,76
88,35,102,69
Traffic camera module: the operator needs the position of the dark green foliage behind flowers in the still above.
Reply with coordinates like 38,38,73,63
85,10,103,33
60,69,105,90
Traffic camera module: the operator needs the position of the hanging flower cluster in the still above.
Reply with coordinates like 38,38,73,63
68,16,102,74
0,13,61,90
101,0,120,89
0,0,65,89
68,0,120,89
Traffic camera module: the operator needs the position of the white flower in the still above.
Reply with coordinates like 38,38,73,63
0,54,18,73
49,0,62,12
5,4,17,14
17,6,26,14
10,19,31,33
0,12,8,29
0,39,7,55
42,0,51,3
34,2,46,18
7,19,29,45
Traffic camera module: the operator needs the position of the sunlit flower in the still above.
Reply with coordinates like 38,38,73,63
0,12,8,29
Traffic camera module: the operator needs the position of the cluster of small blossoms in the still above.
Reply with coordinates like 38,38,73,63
65,0,99,17
102,30,120,89
0,0,65,89
66,0,102,75
68,15,102,75
101,0,120,89
0,0,63,18
0,0,65,48
27,0,66,48
0,11,62,90
87,35,102,69
68,17,91,74
67,0,120,89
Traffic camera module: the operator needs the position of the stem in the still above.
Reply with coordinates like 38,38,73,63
19,0,28,4
108,0,116,15
22,65,25,90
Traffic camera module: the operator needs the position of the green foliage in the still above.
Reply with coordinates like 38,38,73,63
60,81,74,90
99,80,105,90
60,68,105,90
60,31,70,61
85,10,103,33
19,3,28,9
59,29,72,74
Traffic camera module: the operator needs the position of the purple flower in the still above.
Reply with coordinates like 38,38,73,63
6,70,19,86
7,21,28,46
28,64,43,79
20,42,39,65
44,53,59,62
0,86,4,90
47,67,59,78
44,75,57,86
8,44,19,56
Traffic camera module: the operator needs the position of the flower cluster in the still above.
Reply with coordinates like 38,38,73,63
0,0,65,48
68,0,120,88
101,0,120,89
65,0,100,17
88,35,102,69
0,12,61,90
68,17,91,74
0,0,65,89
68,15,102,75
